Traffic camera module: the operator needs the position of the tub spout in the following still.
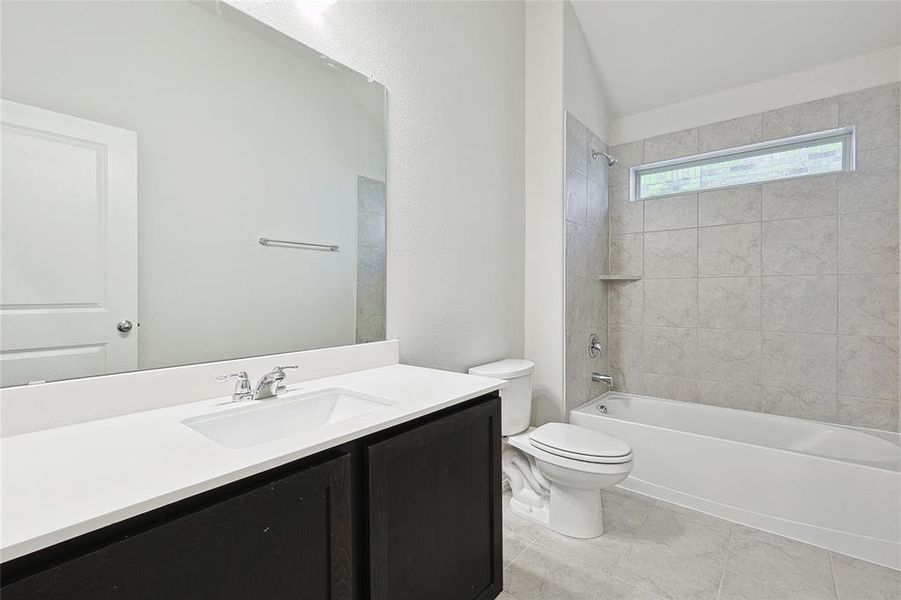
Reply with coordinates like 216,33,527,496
592,372,613,386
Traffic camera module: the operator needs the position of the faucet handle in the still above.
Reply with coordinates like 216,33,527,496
216,371,253,401
273,365,298,395
217,371,250,383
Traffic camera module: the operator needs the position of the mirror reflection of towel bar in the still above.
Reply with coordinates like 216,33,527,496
258,237,339,251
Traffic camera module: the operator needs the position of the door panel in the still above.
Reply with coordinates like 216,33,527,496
0,100,137,385
1,453,354,600
367,397,503,600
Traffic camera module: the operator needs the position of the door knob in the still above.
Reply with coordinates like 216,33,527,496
117,320,134,333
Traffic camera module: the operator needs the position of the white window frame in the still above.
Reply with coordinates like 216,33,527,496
629,126,856,202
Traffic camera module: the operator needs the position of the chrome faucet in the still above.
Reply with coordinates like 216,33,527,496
588,333,604,358
251,365,299,400
216,365,298,402
216,371,254,402
592,372,614,386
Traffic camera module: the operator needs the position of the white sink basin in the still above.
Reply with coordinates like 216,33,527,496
183,387,396,449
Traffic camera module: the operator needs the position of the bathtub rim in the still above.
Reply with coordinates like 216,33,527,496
571,391,901,474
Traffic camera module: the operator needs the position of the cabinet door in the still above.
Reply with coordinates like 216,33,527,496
3,454,353,600
367,397,502,600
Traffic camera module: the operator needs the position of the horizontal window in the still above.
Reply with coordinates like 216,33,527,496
631,127,855,201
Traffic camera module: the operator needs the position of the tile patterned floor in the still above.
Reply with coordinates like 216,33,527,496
500,488,901,600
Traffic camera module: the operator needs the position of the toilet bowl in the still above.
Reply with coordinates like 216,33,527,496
469,359,633,539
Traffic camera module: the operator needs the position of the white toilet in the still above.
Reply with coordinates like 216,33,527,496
470,359,633,539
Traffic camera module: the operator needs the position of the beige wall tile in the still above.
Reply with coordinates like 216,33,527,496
836,395,899,432
587,177,609,230
762,332,837,393
839,210,899,274
645,229,697,278
838,274,899,337
566,111,588,173
643,326,698,378
760,386,838,424
698,186,761,226
644,193,698,232
838,146,900,214
610,326,644,394
699,329,761,384
608,141,643,189
698,277,761,330
565,167,588,225
762,97,838,139
762,275,837,334
643,128,698,163
838,82,901,151
762,174,838,221
610,233,643,275
698,381,762,412
644,279,697,327
763,216,837,275
698,223,762,277
698,114,763,153
643,373,699,402
610,186,643,234
837,335,899,400
609,279,643,326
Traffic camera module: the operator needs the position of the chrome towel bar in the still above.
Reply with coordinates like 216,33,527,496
258,237,339,252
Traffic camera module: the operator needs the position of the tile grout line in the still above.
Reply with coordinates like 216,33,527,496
828,550,840,600
716,522,740,600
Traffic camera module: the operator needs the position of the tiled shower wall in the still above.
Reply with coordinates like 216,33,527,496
355,176,387,343
564,113,610,412
606,83,901,432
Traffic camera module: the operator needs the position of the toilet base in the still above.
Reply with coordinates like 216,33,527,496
508,496,550,528
548,483,603,538
508,485,604,539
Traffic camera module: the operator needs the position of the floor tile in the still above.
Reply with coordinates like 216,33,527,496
614,542,725,600
504,545,617,600
531,527,630,575
501,490,895,600
718,569,832,600
601,488,656,541
503,492,544,543
831,552,901,600
629,506,731,563
503,528,532,567
654,501,733,533
725,526,836,598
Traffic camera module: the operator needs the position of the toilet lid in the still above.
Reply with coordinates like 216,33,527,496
529,423,632,464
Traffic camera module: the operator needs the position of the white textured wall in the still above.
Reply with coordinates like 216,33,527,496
563,1,610,143
232,1,526,372
524,1,565,424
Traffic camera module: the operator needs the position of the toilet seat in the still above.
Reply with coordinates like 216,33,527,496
508,426,633,475
529,423,632,464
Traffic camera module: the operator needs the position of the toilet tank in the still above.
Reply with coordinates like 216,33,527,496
469,359,534,436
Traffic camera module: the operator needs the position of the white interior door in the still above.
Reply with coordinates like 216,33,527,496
1,100,138,387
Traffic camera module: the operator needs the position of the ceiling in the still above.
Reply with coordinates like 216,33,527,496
570,1,901,118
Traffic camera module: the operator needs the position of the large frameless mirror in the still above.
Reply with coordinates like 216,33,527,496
0,0,387,387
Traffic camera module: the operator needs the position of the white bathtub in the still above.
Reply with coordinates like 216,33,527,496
570,392,901,570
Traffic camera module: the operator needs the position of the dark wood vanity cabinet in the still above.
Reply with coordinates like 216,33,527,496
1,454,354,600
367,397,502,600
1,393,502,600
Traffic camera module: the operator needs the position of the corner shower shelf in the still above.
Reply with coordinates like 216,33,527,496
597,275,642,281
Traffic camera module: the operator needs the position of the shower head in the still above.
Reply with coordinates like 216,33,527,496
591,149,617,167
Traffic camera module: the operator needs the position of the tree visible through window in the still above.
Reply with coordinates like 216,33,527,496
633,128,854,201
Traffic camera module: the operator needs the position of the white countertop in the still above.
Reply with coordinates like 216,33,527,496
1,364,504,562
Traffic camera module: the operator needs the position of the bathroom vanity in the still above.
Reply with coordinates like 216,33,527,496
1,2,504,597
0,345,505,600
